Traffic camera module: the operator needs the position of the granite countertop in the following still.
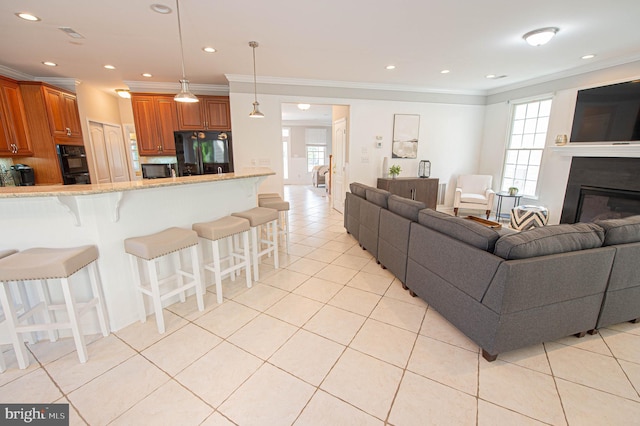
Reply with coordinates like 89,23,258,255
0,168,275,198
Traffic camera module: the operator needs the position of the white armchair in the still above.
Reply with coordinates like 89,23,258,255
453,175,495,219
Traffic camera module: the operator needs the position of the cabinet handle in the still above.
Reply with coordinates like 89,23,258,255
13,144,18,154
66,127,72,136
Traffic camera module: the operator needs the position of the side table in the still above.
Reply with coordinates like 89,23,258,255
495,192,522,222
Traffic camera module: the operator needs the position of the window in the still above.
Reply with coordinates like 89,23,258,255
307,146,326,172
501,99,552,197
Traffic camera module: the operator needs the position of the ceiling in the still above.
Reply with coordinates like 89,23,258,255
1,0,640,98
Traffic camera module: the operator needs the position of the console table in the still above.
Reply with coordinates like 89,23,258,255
377,177,439,209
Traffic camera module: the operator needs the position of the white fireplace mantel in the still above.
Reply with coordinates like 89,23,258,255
550,143,640,157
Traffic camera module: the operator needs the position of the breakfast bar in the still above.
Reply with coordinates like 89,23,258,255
0,168,274,335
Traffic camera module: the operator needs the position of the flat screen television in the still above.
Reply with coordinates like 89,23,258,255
570,80,640,143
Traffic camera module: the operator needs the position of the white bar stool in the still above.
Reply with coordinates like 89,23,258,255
232,207,279,281
124,227,204,334
0,249,17,372
258,197,291,254
0,245,110,370
192,216,252,304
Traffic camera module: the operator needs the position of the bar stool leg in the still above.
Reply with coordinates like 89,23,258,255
129,255,147,324
271,220,280,269
243,231,252,289
60,277,88,363
227,238,236,282
175,252,187,303
146,259,165,334
190,245,205,312
0,283,30,369
283,211,290,254
251,226,260,281
211,240,223,304
15,281,38,344
88,262,110,337
37,279,60,342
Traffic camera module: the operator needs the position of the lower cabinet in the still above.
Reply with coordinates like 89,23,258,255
377,177,439,209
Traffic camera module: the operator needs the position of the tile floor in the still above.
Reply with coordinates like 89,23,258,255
2,185,640,425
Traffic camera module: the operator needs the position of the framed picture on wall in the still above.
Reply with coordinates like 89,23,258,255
392,114,420,159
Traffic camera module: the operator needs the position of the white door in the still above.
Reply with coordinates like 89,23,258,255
89,121,129,183
332,118,347,213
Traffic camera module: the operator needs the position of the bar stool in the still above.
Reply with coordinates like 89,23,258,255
258,197,291,254
232,207,279,281
0,249,17,372
0,245,110,370
192,216,252,304
124,227,204,334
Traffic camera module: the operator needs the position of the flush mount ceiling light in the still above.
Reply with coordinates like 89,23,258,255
15,12,40,21
150,4,172,14
174,0,198,103
582,54,596,60
115,89,131,99
42,61,57,67
249,41,264,118
297,103,311,111
104,64,116,70
523,27,558,46
385,65,396,70
203,47,217,53
142,73,153,78
440,69,450,74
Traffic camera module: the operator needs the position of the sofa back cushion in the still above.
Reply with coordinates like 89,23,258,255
595,215,640,246
350,182,369,198
418,209,502,252
388,195,425,222
365,188,391,208
493,223,604,260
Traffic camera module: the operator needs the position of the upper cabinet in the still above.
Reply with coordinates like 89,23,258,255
43,87,83,143
131,94,178,156
176,96,231,131
0,76,33,157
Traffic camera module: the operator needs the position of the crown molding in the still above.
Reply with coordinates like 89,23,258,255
124,80,229,95
0,65,35,81
224,74,485,96
34,77,80,92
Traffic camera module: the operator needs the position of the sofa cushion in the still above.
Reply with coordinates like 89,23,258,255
493,223,604,260
388,195,425,222
595,215,640,246
349,182,368,198
365,188,391,208
418,209,502,252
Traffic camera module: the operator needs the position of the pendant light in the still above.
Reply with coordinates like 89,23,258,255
249,41,264,118
174,0,198,103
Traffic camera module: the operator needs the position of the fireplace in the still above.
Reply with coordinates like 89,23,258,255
561,157,640,223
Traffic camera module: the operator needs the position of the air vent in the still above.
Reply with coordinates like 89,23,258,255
58,27,85,39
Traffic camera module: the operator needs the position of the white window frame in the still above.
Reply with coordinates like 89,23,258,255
306,145,326,172
501,97,552,198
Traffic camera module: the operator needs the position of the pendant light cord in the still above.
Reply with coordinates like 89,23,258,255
176,0,187,80
251,42,259,103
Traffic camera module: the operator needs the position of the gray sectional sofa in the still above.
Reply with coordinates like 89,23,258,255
344,182,640,361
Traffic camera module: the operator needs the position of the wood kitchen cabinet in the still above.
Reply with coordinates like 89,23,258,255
17,81,85,184
131,94,178,156
176,96,231,131
377,177,439,209
0,76,33,157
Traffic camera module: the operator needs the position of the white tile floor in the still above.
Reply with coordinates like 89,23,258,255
2,185,640,425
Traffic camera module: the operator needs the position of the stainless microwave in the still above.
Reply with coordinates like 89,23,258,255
141,163,175,179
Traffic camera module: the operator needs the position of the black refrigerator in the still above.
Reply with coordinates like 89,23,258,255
174,131,234,176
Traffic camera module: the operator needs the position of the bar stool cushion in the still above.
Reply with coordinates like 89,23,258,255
0,249,17,259
259,199,290,211
193,216,250,241
232,207,279,227
258,193,281,200
125,227,198,260
0,245,98,281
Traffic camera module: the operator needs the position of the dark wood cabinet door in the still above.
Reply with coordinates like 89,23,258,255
203,97,231,130
62,93,82,139
44,87,67,138
0,78,33,156
155,96,178,155
176,101,204,130
131,95,160,156
377,177,439,209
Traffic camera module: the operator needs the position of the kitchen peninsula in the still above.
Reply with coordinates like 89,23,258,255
0,168,274,335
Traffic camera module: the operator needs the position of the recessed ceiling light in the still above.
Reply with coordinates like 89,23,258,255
150,4,172,14
486,74,507,80
104,64,116,70
385,65,396,70
581,54,596,60
523,27,559,46
203,47,217,53
440,69,450,74
42,61,57,67
16,12,40,21
142,73,153,78
485,74,496,79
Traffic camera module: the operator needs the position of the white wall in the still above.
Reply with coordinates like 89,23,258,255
229,91,485,205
